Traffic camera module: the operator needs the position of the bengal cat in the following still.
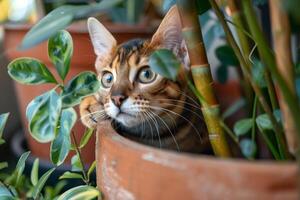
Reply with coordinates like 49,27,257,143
80,6,211,153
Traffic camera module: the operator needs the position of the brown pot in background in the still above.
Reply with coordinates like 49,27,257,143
4,22,155,164
96,121,297,200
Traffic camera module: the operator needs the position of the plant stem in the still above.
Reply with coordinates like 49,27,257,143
71,131,89,185
258,127,281,160
270,0,298,155
251,95,258,141
242,0,300,150
177,0,231,157
220,120,238,144
209,0,289,159
227,0,253,109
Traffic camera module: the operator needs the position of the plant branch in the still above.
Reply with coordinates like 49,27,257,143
71,131,89,185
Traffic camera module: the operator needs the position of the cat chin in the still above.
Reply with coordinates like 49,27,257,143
113,113,140,128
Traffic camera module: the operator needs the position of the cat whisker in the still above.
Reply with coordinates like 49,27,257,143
155,98,201,110
149,110,180,152
148,106,203,142
144,111,161,148
158,102,204,120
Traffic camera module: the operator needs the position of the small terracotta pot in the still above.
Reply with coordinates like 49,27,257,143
96,121,298,200
4,22,155,163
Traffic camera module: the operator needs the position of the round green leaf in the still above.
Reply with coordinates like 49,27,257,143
48,30,73,80
149,49,181,81
8,58,56,85
51,108,77,166
215,45,239,67
256,113,272,130
57,185,100,200
61,71,100,107
251,59,267,88
240,139,257,158
233,118,253,137
26,90,62,143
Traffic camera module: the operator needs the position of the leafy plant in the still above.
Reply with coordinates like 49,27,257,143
5,30,100,199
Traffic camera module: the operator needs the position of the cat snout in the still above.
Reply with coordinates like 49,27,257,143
111,95,126,107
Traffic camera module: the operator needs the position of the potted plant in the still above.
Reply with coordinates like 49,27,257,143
3,0,300,199
4,0,156,163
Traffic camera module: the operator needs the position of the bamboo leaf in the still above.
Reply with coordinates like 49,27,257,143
149,49,181,81
26,90,62,143
51,108,77,165
48,30,73,80
59,171,83,180
57,185,100,200
30,158,39,186
61,72,100,107
8,58,57,85
32,168,55,199
79,128,94,149
222,98,246,119
233,118,253,137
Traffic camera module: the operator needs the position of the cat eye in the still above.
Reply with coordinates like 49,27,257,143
138,66,156,84
101,71,114,88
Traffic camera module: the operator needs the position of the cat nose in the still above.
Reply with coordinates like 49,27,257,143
111,95,126,107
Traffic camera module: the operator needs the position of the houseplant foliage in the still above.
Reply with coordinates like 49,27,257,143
149,0,300,160
3,30,101,199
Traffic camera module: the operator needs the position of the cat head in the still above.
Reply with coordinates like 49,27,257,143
87,6,189,128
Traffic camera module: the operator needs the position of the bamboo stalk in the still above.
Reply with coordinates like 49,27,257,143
176,0,231,157
270,0,298,155
209,0,289,159
241,0,300,137
227,0,253,111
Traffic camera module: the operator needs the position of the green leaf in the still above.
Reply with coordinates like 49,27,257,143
0,113,9,139
8,58,56,85
233,118,253,137
20,0,123,49
0,162,8,170
222,98,246,119
240,138,257,158
256,113,276,131
59,171,83,180
48,30,73,80
0,186,14,199
0,139,5,145
251,59,267,88
71,154,83,172
61,72,100,107
32,168,55,199
26,90,62,143
79,128,94,149
149,49,181,81
87,161,96,179
31,158,39,186
215,45,239,66
176,0,210,15
15,151,30,185
57,185,100,200
216,65,228,83
51,108,77,166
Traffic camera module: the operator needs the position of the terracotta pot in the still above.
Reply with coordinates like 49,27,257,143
4,22,155,163
96,121,298,200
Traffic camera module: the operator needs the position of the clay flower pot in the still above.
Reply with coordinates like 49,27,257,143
4,22,155,163
96,121,298,200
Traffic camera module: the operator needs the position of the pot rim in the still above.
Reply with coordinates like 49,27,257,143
97,121,296,166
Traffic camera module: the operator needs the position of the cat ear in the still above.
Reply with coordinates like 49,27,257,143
87,17,117,61
150,5,182,54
